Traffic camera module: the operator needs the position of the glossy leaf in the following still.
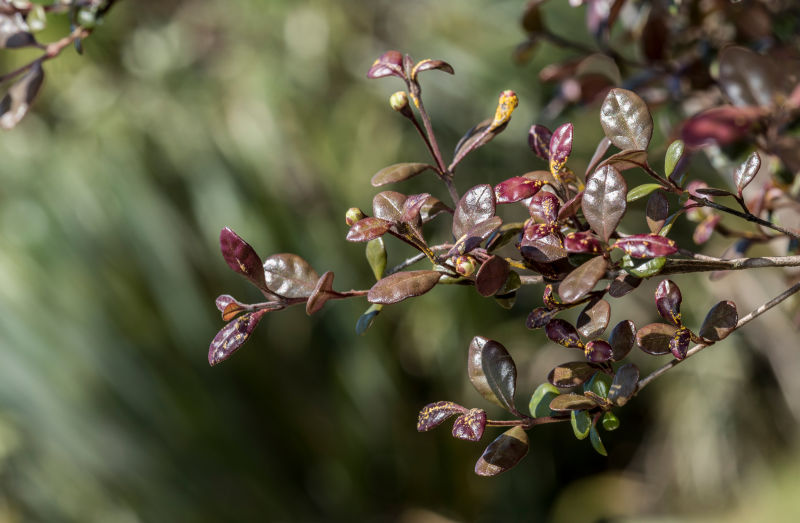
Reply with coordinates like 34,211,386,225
401,193,431,226
453,184,496,239
453,119,495,162
589,426,607,456
699,301,738,342
718,46,782,107
614,234,677,258
665,140,685,178
608,320,636,361
468,336,518,413
583,165,627,242
692,214,719,245
367,50,404,79
526,307,559,329
626,256,667,278
412,58,455,78
216,294,248,322
564,232,602,254
219,227,267,291
585,371,612,399
529,191,560,224
599,88,653,151
416,401,467,432
529,383,561,418
528,124,552,160
602,411,620,431
346,217,392,242
488,90,518,131
733,152,761,194
452,409,487,442
367,270,440,304
549,122,573,175
494,176,543,204
655,279,682,326
306,271,337,315
597,149,648,172
549,393,598,412
366,238,387,280
585,340,613,363
571,410,592,440
370,163,431,187
372,191,407,223
355,304,382,335
558,255,607,304
449,215,503,256
545,319,583,349
548,361,601,388
608,363,639,406
627,183,663,203
263,253,319,298
646,191,669,234
558,191,583,221
608,274,642,298
577,298,611,339
636,322,677,355
475,255,510,297
519,227,567,263
420,196,451,223
474,426,529,477
208,310,267,366
670,326,692,360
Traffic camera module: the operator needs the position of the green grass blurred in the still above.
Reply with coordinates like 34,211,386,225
0,1,799,521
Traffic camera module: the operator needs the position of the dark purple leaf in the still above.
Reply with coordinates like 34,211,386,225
208,310,267,366
417,401,467,432
636,322,677,355
219,227,268,291
453,119,496,162
468,336,518,413
608,273,642,298
412,58,455,77
367,270,440,305
608,363,639,406
494,176,544,204
608,320,636,362
370,163,431,187
545,319,583,349
401,193,431,224
526,307,559,329
548,361,601,388
373,191,407,223
306,271,337,315
452,409,487,442
558,255,607,304
577,298,611,339
681,106,763,149
366,50,404,79
733,152,761,194
263,253,319,298
542,284,560,309
655,279,682,326
549,393,598,412
519,225,567,263
449,216,503,256
474,426,528,477
528,124,552,160
549,122,573,175
600,88,653,150
613,234,677,258
699,301,738,342
597,149,649,172
453,184,496,239
346,217,392,242
564,232,602,254
670,326,691,360
558,191,584,221
695,187,735,197
582,165,627,242
584,340,613,363
646,191,669,234
529,191,560,224
475,255,510,297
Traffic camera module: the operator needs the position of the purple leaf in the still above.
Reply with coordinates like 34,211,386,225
367,270,440,305
584,340,613,363
600,88,653,150
528,124,552,160
412,58,454,78
468,336,518,414
306,271,337,315
370,163,431,187
215,294,247,321
558,255,607,304
366,50,404,79
636,322,678,355
373,191,407,224
733,152,761,194
545,319,583,349
263,253,320,298
526,307,559,329
494,176,544,204
474,426,529,477
475,255,510,297
346,217,392,242
655,279,682,326
699,301,738,342
576,298,611,339
529,191,561,224
582,165,627,242
453,184,496,239
219,227,268,291
564,232,603,254
681,106,763,149
608,320,636,361
208,310,268,366
401,193,432,224
670,327,691,360
549,122,573,175
452,409,487,442
613,234,677,258
417,401,467,432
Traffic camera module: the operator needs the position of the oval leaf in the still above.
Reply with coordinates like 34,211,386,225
528,124,552,160
263,253,319,298
608,274,642,298
474,426,529,477
208,310,267,366
577,298,611,339
548,361,601,388
549,393,598,412
305,271,336,315
608,320,636,361
608,363,639,406
600,88,653,150
220,227,267,291
699,300,738,342
635,322,677,355
370,163,431,187
366,238,387,280
545,319,583,349
571,410,592,440
582,165,627,242
367,270,440,305
670,326,692,360
585,340,613,363
589,426,607,456
627,183,663,203
655,279,682,326
475,255,510,297
665,140,685,178
372,191,407,223
549,122,573,175
417,401,467,432
346,217,392,242
646,191,669,234
614,234,677,258
452,409,487,442
453,184,496,238
468,336,518,414
558,255,608,304
733,151,761,194
495,176,543,204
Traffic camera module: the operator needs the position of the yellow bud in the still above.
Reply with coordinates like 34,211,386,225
345,207,365,226
453,255,478,277
389,91,409,112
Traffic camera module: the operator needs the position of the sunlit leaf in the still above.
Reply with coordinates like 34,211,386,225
367,270,440,304
608,363,639,406
545,319,583,349
494,176,544,204
613,234,677,258
474,426,529,477
452,409,487,442
529,383,561,418
548,361,601,388
549,393,598,412
367,50,404,79
699,301,738,342
577,298,611,339
636,322,677,355
558,255,607,304
528,124,552,160
655,279,682,326
549,122,573,175
346,217,392,242
627,183,663,203
670,326,692,360
372,191,407,224
370,163,431,187
597,149,648,172
564,232,602,255
582,165,627,242
646,191,669,234
733,151,761,194
263,253,319,298
529,191,561,224
626,255,667,277
219,227,268,291
412,58,455,78
468,336,518,414
558,191,584,221
599,88,653,150
665,140,684,178
366,238,387,280
305,271,338,315
453,184,496,239
417,401,467,432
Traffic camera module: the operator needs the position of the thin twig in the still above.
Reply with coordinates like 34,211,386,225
690,195,800,241
636,281,800,393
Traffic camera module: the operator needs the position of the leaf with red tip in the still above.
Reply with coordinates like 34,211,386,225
208,310,268,366
367,270,440,305
582,165,627,242
699,301,738,342
733,152,761,194
655,279,682,326
417,401,467,432
475,255,510,297
220,227,267,291
494,176,543,204
549,123,573,175
600,88,653,150
367,50,404,79
453,184,496,239
529,191,561,224
614,234,677,258
528,124,552,160
636,322,677,355
371,163,431,187
545,319,583,349
263,253,319,298
346,217,392,242
468,336,518,414
670,326,691,360
558,255,607,304
474,426,528,477
452,409,487,442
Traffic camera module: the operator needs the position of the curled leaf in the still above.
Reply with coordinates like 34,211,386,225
529,191,561,224
306,271,337,315
577,299,611,339
417,401,467,432
412,58,454,79
670,326,692,360
367,50,404,79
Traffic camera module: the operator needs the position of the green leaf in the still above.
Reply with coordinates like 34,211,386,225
589,425,608,456
584,372,612,399
365,238,387,280
627,256,666,278
627,183,663,202
664,140,684,178
602,411,620,431
529,383,560,418
571,410,592,440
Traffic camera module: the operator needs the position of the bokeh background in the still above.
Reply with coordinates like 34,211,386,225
1,0,800,521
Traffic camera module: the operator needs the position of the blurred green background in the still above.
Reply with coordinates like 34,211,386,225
1,0,800,521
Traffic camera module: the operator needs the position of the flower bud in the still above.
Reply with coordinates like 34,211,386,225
389,91,409,112
345,207,365,226
453,255,477,277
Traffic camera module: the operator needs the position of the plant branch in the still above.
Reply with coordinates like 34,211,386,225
689,195,800,241
636,281,800,393
0,26,91,84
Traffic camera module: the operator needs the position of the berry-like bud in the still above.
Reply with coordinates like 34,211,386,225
453,255,477,277
390,91,409,112
345,207,366,226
